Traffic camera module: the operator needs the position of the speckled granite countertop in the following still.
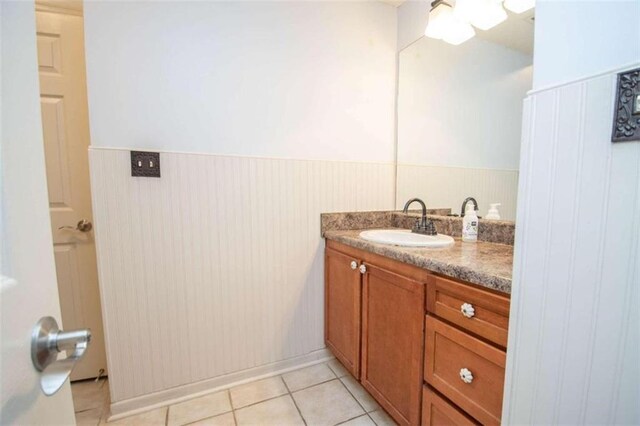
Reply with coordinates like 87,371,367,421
321,210,515,245
324,229,513,294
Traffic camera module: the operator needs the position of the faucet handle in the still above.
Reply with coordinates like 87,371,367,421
425,221,437,236
411,218,437,236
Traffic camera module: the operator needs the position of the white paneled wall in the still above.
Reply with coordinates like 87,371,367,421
395,164,519,220
503,67,640,424
89,148,394,407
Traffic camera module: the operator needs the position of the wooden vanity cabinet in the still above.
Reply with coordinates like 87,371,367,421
324,240,510,426
325,248,363,378
326,241,430,426
361,264,425,426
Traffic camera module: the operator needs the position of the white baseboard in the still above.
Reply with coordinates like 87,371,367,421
107,348,333,421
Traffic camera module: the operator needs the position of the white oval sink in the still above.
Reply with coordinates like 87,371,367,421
359,229,454,248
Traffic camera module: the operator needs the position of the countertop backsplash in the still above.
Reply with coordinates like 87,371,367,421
321,210,515,246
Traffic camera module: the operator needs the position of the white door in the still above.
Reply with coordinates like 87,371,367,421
35,4,107,381
0,1,76,425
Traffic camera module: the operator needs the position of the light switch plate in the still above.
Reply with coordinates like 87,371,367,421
131,151,161,177
611,67,640,143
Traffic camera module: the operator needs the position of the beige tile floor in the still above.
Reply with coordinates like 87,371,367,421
71,359,397,426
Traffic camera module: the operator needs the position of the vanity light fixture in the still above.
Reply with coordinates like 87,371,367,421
425,0,476,45
442,17,476,45
504,0,535,14
425,0,534,46
455,0,508,31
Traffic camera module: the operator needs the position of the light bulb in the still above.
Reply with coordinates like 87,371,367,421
454,0,481,22
425,1,455,39
442,18,476,45
425,0,476,46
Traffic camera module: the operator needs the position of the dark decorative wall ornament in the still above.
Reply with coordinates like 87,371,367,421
611,67,640,142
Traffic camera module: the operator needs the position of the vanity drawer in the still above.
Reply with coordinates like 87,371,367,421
424,316,506,426
422,386,478,426
426,275,510,347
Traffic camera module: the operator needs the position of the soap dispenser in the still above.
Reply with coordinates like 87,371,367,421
462,205,478,242
485,203,501,220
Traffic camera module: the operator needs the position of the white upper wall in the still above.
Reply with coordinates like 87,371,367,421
397,36,532,169
397,0,429,51
533,0,640,89
83,1,397,163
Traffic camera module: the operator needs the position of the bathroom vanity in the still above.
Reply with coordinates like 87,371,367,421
323,211,513,426
322,10,528,424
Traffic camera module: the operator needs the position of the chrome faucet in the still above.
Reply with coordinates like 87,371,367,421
402,198,437,236
460,197,478,217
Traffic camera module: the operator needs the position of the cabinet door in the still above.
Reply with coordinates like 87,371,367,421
361,263,425,426
325,248,362,378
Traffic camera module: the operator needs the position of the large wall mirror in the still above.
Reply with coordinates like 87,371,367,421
395,8,535,221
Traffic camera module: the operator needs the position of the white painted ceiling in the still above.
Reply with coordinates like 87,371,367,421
379,0,407,6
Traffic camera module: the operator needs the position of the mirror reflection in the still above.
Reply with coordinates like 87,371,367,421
396,9,534,221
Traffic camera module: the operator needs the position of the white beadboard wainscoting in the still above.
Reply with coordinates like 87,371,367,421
395,164,519,220
89,148,394,415
503,66,640,424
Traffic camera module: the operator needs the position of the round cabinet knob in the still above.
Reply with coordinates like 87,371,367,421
459,368,474,384
350,261,358,270
461,303,475,318
359,264,367,274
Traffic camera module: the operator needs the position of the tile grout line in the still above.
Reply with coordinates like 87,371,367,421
229,376,293,412
170,390,235,426
329,365,389,426
325,361,344,378
368,412,385,426
286,362,382,426
288,362,382,426
165,403,170,426
335,413,374,426
288,377,338,394
232,393,287,411
227,390,238,426
337,377,367,412
281,374,308,426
